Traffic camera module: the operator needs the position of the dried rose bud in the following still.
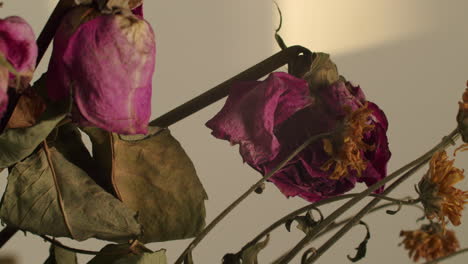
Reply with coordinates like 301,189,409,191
0,16,37,119
206,70,390,202
47,4,155,134
400,223,459,262
0,16,37,88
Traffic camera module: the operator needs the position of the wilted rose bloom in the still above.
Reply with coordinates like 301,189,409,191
206,71,390,202
0,16,37,118
47,5,155,134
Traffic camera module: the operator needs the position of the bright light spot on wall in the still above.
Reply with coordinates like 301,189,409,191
275,0,437,56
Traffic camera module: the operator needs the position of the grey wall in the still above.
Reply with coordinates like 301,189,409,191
1,0,468,263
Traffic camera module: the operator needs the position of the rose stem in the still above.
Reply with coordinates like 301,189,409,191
174,131,333,264
424,248,468,264
149,45,312,128
275,128,459,263
242,194,420,252
0,0,76,246
303,157,429,263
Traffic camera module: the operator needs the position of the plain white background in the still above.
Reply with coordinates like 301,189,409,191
1,0,468,263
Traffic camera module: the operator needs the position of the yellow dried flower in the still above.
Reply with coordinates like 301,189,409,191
321,103,375,180
417,151,468,226
400,223,459,262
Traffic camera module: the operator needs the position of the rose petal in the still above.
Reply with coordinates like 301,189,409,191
206,72,311,165
0,16,37,87
48,10,156,134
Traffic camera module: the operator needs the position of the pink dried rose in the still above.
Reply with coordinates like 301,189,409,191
47,5,155,134
0,16,37,118
206,72,391,202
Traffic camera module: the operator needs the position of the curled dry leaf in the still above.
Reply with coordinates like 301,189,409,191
0,124,141,242
44,245,78,264
241,235,270,264
5,88,46,129
82,126,208,243
0,88,69,169
87,242,167,264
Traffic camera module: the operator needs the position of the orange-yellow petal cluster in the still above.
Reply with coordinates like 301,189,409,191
418,151,468,226
321,103,375,180
400,224,459,262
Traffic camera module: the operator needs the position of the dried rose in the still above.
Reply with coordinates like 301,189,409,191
47,4,155,134
0,16,37,118
206,71,390,202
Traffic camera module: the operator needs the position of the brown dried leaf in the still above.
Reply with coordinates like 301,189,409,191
82,126,208,243
88,242,167,264
44,245,78,264
302,52,340,92
6,88,46,129
0,124,141,242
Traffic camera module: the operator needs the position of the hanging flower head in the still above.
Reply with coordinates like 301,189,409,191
206,54,391,202
47,2,155,134
417,150,468,226
0,16,37,119
400,223,459,262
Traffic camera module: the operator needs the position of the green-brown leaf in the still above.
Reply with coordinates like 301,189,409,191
0,124,141,242
0,75,69,169
44,245,78,264
87,243,167,264
82,126,208,243
240,235,270,264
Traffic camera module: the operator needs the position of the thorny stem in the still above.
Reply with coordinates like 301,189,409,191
424,248,468,264
275,128,459,263
0,0,77,246
173,131,333,264
242,195,420,252
150,45,312,128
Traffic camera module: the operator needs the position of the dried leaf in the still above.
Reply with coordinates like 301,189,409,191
82,126,208,243
44,245,77,264
6,88,46,129
0,124,141,242
302,52,340,91
240,235,270,264
87,243,167,264
347,221,371,262
0,93,69,169
285,210,322,234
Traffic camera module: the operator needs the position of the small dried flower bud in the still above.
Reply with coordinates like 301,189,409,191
457,82,468,142
0,16,37,119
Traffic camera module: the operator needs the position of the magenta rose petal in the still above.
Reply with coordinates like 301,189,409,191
49,10,156,134
206,72,311,165
0,16,37,88
132,5,143,17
